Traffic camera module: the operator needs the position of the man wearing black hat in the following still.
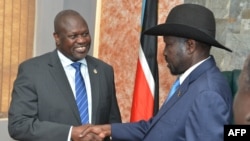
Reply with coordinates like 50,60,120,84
78,3,233,141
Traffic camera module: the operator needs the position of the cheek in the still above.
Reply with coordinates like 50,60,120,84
63,39,74,46
165,48,176,57
86,36,91,43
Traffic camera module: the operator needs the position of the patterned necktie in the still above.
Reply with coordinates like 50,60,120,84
165,77,180,103
71,62,89,124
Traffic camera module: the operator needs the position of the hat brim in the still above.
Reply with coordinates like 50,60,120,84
143,24,232,52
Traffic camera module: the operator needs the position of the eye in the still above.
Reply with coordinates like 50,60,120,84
165,43,172,48
68,35,77,39
82,32,89,37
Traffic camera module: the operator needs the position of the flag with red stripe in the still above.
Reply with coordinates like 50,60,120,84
130,0,159,122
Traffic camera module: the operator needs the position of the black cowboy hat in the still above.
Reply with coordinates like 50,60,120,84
144,4,232,52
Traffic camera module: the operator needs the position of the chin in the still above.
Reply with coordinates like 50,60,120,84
75,54,87,60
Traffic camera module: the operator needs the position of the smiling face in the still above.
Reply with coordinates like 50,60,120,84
53,11,91,61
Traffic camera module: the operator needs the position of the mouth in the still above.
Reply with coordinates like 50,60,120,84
75,46,87,53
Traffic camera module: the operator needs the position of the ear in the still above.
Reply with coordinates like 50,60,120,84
53,32,60,46
185,39,196,54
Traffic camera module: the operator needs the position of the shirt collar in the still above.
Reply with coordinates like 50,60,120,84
57,50,87,67
179,56,210,84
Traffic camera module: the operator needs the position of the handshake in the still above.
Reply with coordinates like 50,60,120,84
71,124,111,141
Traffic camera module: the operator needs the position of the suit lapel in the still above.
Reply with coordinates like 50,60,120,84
149,80,189,123
48,50,81,124
86,56,100,124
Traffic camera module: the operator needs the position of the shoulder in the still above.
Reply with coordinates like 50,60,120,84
86,55,113,68
18,51,55,68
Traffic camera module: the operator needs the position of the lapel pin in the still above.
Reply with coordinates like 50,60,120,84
177,91,181,97
93,69,98,74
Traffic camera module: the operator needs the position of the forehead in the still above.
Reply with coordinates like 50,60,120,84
163,36,177,42
61,17,88,34
163,36,185,43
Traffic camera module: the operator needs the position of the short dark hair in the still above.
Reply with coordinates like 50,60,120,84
54,9,82,33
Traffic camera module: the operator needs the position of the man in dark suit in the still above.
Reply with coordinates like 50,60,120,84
8,9,121,141
80,4,233,141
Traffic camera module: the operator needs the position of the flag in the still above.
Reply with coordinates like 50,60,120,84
130,0,159,122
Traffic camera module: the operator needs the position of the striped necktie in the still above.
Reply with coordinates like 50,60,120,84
71,62,89,124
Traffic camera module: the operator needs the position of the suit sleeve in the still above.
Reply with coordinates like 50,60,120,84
8,62,71,141
111,120,152,140
108,67,122,123
185,90,232,141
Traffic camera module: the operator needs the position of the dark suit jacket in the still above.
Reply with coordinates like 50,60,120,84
111,56,233,141
8,50,121,141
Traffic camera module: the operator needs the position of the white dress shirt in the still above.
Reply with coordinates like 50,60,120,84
57,50,92,140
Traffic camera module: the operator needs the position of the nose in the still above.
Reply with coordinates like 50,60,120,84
76,35,86,43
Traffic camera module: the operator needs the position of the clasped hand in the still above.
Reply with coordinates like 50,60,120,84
71,124,111,141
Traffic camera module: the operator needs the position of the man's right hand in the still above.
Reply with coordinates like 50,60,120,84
71,124,104,141
80,124,111,139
